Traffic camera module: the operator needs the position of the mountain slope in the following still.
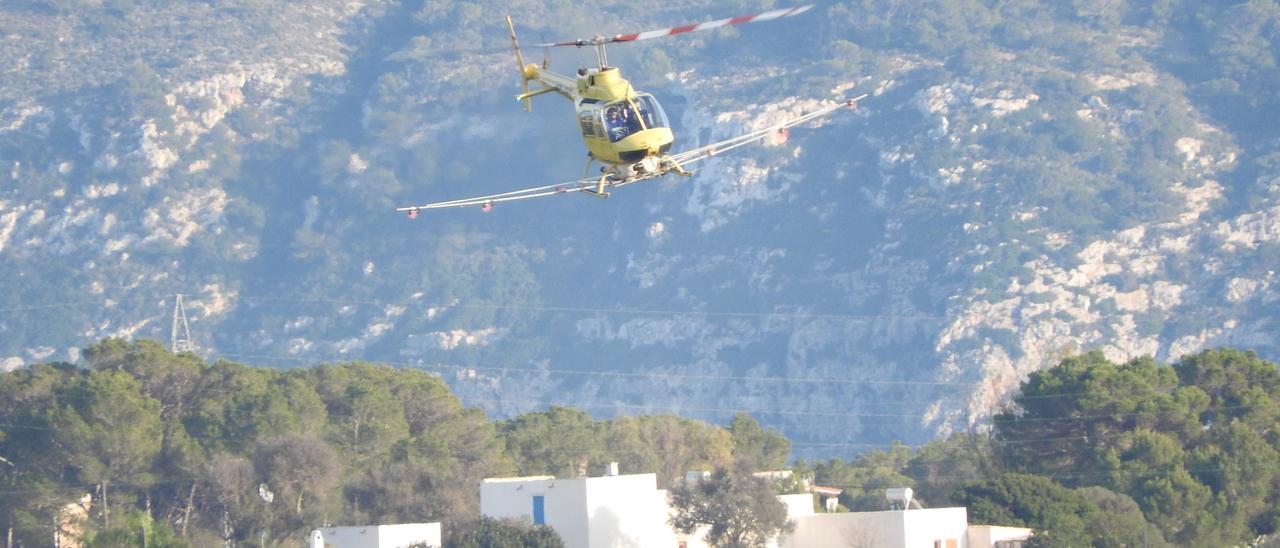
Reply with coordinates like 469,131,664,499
2,0,1278,457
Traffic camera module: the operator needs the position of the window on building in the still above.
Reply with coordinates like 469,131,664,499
532,495,545,525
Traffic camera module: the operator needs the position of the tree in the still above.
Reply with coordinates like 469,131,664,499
950,473,1166,547
994,352,1190,481
84,510,188,548
905,432,1001,506
809,444,914,511
199,451,260,546
668,467,794,548
0,362,85,545
82,339,207,532
501,407,604,477
309,363,411,461
728,413,790,470
445,516,564,548
48,370,163,529
252,433,339,518
1074,486,1170,548
604,415,733,487
994,349,1280,545
344,369,512,525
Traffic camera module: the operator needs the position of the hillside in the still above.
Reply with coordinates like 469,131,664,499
2,0,1279,457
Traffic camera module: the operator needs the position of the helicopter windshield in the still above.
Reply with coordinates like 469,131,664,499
603,94,669,143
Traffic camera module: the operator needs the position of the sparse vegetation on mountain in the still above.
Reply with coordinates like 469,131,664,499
3,0,1280,461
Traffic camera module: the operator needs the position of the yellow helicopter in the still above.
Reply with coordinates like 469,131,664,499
398,4,866,215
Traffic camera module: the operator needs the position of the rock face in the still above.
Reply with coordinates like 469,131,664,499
0,1,373,361
3,3,1279,457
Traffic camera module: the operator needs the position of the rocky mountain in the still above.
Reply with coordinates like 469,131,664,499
3,0,1278,458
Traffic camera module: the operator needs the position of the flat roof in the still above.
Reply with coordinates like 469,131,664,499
481,475,556,483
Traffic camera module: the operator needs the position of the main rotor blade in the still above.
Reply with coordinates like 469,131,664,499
535,4,813,48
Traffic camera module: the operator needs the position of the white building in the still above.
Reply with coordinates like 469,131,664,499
480,468,1030,548
782,490,1031,548
308,522,441,548
480,468,677,548
968,525,1035,548
787,506,971,547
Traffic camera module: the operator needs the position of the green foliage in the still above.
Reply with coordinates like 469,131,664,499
501,406,605,478
1,340,787,545
809,443,914,511
85,510,189,548
668,467,794,548
788,350,1280,545
995,349,1280,545
49,369,165,527
604,415,733,487
446,516,564,548
905,432,1001,505
728,413,791,470
951,474,1167,547
6,341,1280,546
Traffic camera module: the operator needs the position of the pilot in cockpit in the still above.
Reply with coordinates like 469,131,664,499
607,106,630,141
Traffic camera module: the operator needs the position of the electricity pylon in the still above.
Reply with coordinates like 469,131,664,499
170,294,194,353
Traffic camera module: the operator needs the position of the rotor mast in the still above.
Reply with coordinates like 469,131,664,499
592,37,609,69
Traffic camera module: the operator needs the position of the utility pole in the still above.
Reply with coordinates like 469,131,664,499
170,294,194,353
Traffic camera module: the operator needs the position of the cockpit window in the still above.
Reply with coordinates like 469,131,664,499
603,94,669,143
579,111,598,138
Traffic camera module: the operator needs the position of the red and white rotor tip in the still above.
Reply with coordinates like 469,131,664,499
611,4,813,43
539,4,814,47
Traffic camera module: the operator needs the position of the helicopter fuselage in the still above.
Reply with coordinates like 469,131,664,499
520,64,674,167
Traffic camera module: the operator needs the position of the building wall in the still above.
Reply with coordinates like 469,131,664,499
583,474,677,547
309,523,441,548
903,508,968,548
481,476,589,548
783,507,970,548
779,493,816,520
968,525,1033,547
784,510,906,548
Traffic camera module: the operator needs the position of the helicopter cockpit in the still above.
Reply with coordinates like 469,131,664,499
602,94,669,143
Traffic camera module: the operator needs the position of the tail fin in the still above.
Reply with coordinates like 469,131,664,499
506,15,534,112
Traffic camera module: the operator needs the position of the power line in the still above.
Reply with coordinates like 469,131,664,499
213,350,1280,404
0,294,953,323
216,351,983,388
14,349,1277,424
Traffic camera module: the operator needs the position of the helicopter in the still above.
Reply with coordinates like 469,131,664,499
398,4,866,216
